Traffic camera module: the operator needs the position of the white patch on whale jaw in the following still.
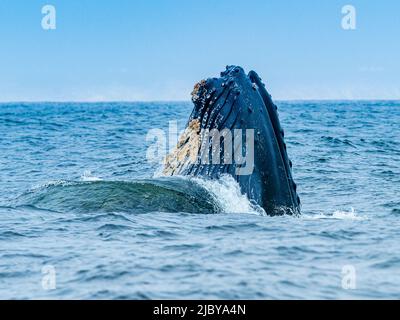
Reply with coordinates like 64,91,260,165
162,118,255,177
163,119,201,176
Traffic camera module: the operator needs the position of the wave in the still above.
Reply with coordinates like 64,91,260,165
320,136,357,148
13,175,263,215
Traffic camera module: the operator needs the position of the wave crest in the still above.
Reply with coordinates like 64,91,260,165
13,176,263,215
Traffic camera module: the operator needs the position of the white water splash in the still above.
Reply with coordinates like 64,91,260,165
80,170,102,182
192,175,266,215
30,179,73,191
302,207,367,221
153,165,166,179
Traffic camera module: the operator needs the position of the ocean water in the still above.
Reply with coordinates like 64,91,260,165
0,101,399,299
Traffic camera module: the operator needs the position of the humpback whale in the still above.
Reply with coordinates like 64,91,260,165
163,66,300,215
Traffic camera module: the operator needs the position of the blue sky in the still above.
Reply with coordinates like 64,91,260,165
0,0,399,101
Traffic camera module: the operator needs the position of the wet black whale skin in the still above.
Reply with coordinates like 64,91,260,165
180,66,300,216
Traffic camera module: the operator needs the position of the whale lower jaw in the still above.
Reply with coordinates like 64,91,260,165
163,66,300,216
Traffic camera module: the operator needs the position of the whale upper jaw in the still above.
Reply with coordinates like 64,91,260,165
164,65,300,216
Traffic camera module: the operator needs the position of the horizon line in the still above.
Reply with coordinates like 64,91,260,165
1,98,400,104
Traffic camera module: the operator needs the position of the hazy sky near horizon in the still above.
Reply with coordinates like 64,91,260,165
0,0,399,101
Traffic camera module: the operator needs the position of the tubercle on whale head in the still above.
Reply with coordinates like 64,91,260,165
191,79,207,103
189,66,247,123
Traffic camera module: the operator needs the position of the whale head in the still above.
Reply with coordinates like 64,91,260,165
164,66,300,215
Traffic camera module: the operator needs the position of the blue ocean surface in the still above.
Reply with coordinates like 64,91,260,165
0,101,399,299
